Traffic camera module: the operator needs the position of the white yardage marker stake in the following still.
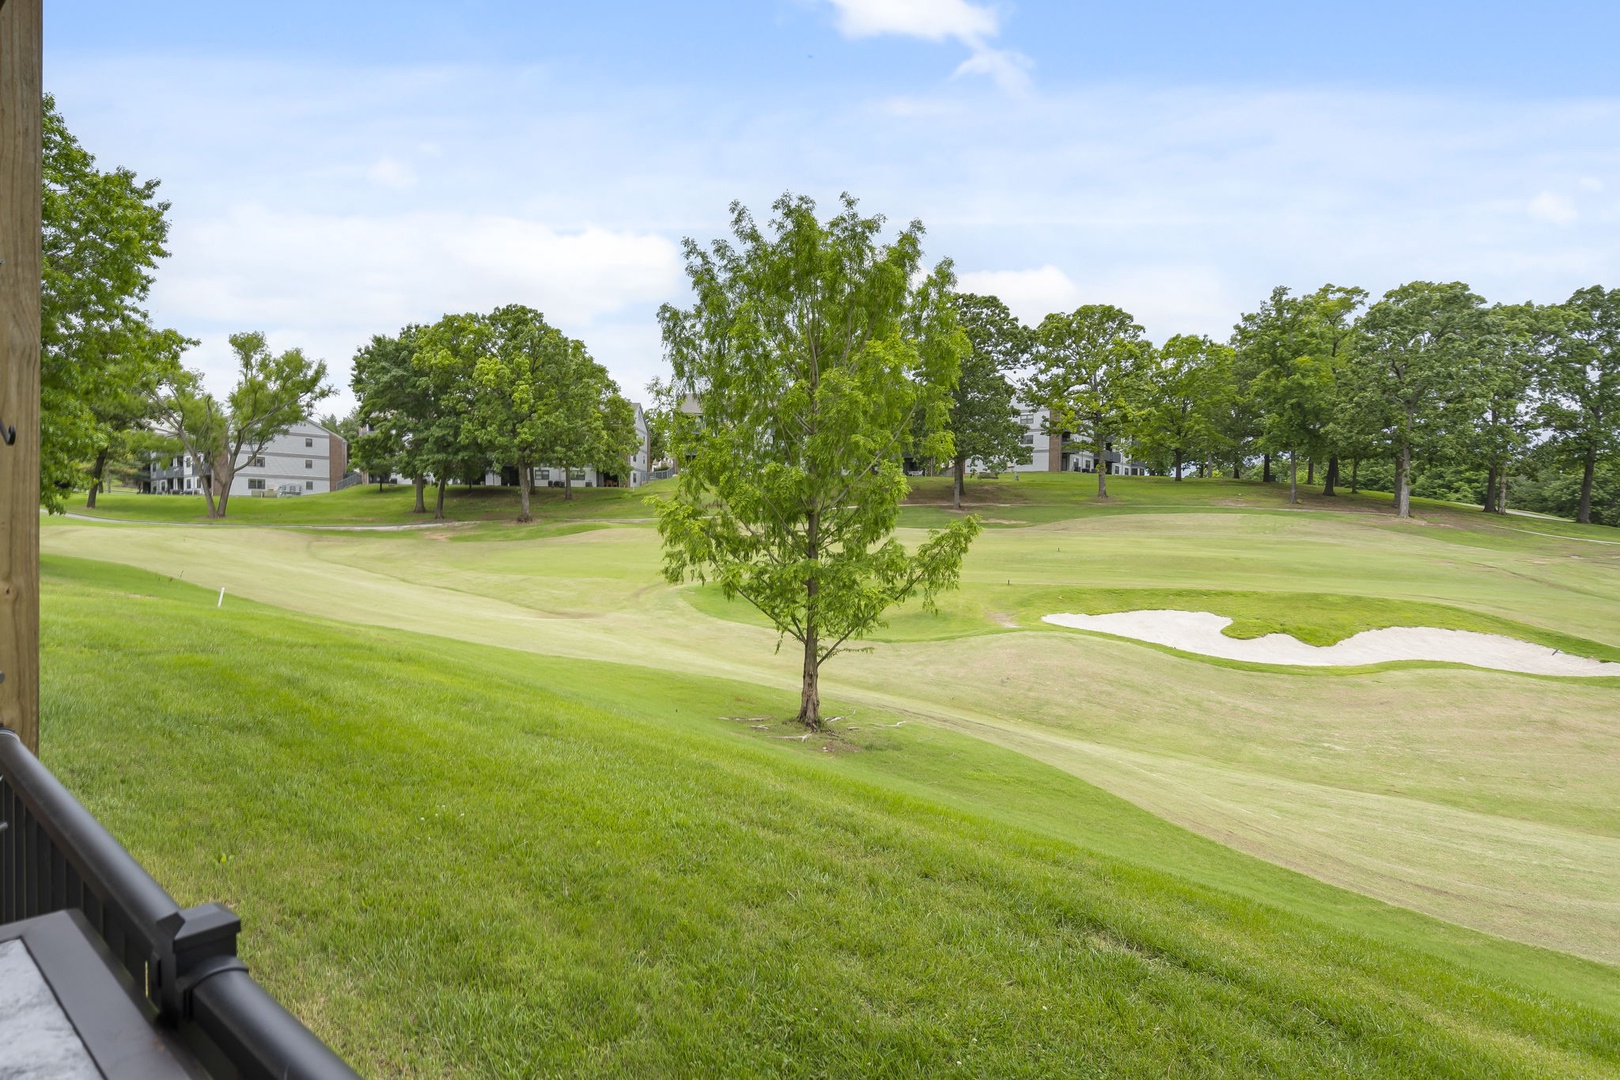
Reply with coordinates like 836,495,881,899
217,587,225,608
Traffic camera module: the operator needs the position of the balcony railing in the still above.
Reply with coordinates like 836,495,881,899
0,727,360,1079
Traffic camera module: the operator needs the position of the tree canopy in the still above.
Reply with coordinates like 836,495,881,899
656,193,980,730
41,94,180,511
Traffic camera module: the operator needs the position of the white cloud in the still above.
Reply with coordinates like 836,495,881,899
154,205,681,408
953,47,1034,93
367,157,416,190
825,0,998,41
823,0,1032,91
47,56,1620,408
1528,191,1579,225
957,266,1081,323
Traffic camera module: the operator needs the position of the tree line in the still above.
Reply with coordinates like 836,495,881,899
350,306,638,521
39,99,637,523
937,283,1620,524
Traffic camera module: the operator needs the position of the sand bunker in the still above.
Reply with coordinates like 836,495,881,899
1041,610,1620,677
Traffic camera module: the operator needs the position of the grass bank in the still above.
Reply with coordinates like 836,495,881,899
39,555,1620,1076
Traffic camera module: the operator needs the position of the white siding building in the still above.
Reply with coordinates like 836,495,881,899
484,401,653,490
146,420,349,496
977,404,1150,477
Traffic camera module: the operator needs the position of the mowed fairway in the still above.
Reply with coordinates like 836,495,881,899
44,476,1620,972
38,557,1620,1076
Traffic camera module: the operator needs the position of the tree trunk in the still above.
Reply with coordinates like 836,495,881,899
953,454,965,511
1578,447,1596,524
412,475,426,514
1306,459,1315,486
563,469,574,501
1262,453,1272,483
434,477,446,520
1395,445,1412,518
85,446,107,508
1288,449,1298,505
1482,464,1499,514
1232,458,1241,480
1096,436,1108,498
517,460,532,523
1322,455,1339,498
1496,467,1510,515
1350,458,1360,494
1173,450,1183,481
797,509,821,730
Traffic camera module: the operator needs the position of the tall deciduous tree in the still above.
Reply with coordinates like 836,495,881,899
84,325,189,507
1347,282,1490,518
945,293,1031,508
656,193,979,730
536,341,636,501
1470,304,1541,514
1138,334,1234,481
210,333,332,517
413,314,487,520
352,327,433,505
467,305,568,522
1537,286,1620,525
41,94,177,511
1027,305,1151,498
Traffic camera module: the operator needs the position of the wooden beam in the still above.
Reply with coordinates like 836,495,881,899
0,0,41,753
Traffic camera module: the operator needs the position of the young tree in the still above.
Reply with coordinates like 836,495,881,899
149,369,227,518
40,94,177,511
1137,334,1234,481
1027,305,1152,498
1347,282,1490,518
1537,286,1620,525
209,332,332,518
945,293,1031,508
656,193,980,730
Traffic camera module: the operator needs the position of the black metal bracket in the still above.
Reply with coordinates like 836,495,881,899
1,422,14,445
153,902,243,1022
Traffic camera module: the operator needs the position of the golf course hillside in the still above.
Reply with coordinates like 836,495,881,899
42,475,1620,1074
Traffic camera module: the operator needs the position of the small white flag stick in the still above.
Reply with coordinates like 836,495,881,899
217,587,225,608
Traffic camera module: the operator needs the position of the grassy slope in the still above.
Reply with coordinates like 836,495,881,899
40,475,1620,968
39,556,1620,1077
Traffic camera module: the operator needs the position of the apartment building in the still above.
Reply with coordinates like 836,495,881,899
978,404,1150,477
145,420,349,496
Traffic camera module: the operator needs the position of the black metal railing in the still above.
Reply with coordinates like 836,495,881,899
0,726,361,1080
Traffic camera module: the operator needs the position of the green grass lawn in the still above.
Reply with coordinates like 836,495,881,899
74,482,663,526
39,556,1620,1077
40,473,1620,971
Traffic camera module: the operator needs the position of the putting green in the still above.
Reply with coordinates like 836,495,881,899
41,479,1620,965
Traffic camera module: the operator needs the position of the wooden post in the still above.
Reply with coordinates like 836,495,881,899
0,0,42,753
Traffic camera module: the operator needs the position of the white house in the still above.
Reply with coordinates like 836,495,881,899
975,404,1150,477
146,420,349,496
483,401,653,490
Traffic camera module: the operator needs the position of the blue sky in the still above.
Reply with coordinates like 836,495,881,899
48,1,1620,409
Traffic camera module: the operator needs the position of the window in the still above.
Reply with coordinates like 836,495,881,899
305,480,314,490
305,437,313,448
305,459,313,469
247,478,266,491
248,456,265,468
